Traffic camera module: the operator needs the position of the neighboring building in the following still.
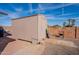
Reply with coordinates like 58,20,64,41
3,14,47,43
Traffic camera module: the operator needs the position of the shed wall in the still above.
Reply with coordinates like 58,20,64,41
3,14,47,43
11,15,38,41
38,14,47,41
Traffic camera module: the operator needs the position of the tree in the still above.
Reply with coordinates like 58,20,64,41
63,19,76,27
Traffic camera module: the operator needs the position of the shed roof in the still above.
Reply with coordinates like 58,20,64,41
12,14,44,20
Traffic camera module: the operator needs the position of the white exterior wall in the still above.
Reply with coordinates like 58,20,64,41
38,14,47,41
11,15,38,41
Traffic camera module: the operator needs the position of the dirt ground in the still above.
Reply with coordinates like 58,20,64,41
0,37,79,55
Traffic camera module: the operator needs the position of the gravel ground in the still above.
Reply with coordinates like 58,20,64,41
42,44,79,55
0,37,79,55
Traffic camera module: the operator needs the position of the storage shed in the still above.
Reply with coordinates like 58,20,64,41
4,14,47,43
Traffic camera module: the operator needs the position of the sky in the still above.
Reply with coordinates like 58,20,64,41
0,3,79,26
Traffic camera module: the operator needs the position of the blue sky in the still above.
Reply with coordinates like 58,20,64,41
0,3,79,26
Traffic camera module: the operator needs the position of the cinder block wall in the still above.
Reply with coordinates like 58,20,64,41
63,27,76,40
76,27,79,39
48,27,62,36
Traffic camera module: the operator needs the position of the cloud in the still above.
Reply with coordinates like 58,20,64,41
1,3,74,16
45,14,68,20
71,17,79,20
38,4,45,13
0,4,76,20
15,8,23,12
9,4,24,12
41,3,75,10
28,3,33,14
25,3,75,14
56,13,77,17
7,10,31,19
0,9,21,19
0,9,8,15
8,13,20,19
45,15,59,20
31,3,75,12
46,16,55,20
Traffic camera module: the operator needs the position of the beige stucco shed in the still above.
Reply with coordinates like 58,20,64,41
4,14,47,43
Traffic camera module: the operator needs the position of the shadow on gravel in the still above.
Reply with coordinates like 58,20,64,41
0,37,16,54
